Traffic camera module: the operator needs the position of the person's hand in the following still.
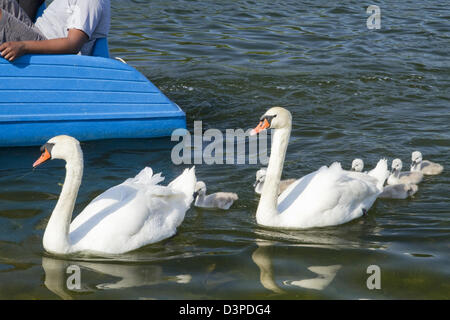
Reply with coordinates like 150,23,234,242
0,41,27,62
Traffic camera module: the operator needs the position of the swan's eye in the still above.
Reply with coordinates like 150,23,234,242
40,143,54,154
259,114,277,125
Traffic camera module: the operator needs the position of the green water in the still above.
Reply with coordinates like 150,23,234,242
0,0,449,299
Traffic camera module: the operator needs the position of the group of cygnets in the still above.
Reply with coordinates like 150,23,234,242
195,150,444,211
349,151,443,199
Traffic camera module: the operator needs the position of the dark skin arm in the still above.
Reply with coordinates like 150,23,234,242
0,28,88,62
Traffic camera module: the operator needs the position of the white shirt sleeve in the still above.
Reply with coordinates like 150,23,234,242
66,0,104,39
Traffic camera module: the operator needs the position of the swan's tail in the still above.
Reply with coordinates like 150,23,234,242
368,159,389,189
168,166,197,207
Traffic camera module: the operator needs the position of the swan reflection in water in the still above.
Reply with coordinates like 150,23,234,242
282,265,341,290
42,256,191,299
252,241,341,294
251,223,374,295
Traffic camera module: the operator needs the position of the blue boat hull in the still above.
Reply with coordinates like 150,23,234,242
0,54,185,147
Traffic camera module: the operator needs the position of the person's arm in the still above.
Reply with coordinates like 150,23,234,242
0,28,88,62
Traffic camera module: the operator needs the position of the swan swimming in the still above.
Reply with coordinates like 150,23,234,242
33,135,196,255
254,168,296,195
411,151,444,175
193,181,238,210
250,107,389,229
387,158,423,185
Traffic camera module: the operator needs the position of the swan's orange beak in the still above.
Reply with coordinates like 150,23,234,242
33,148,51,168
250,118,270,136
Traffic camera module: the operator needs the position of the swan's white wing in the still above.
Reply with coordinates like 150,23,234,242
168,167,197,206
421,161,443,175
69,167,165,231
129,167,196,249
398,171,423,184
69,187,153,253
379,184,418,199
276,163,380,228
69,167,162,233
68,167,196,254
69,183,137,233
211,192,238,210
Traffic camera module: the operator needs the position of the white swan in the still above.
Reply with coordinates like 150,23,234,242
250,107,389,229
378,183,418,199
254,168,296,195
33,135,196,255
411,151,444,175
193,181,238,210
351,159,364,172
387,158,423,185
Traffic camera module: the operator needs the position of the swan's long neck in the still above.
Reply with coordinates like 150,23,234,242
194,192,206,206
392,169,400,178
256,125,291,226
254,180,264,194
43,149,83,254
411,161,420,171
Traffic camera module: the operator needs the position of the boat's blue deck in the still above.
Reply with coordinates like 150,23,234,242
0,54,185,147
